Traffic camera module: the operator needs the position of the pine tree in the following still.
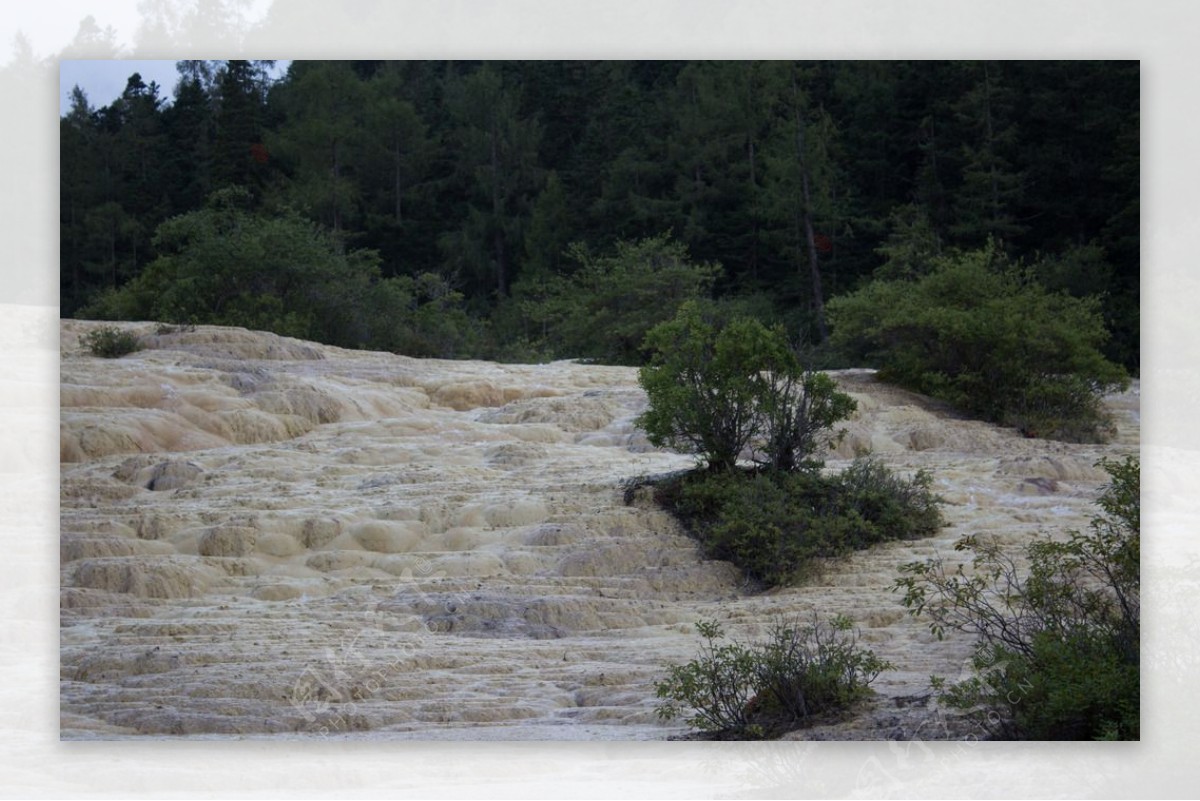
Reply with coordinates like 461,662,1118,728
212,59,268,191
269,61,366,235
949,61,1025,246
161,73,214,212
440,65,542,297
760,62,843,343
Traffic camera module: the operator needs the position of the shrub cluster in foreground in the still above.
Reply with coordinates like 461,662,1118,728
894,456,1140,740
655,616,891,739
636,301,856,473
633,302,943,588
634,303,946,735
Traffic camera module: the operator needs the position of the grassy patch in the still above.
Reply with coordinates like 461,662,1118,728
80,325,143,358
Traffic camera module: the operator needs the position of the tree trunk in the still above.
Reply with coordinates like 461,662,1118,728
748,135,759,280
791,74,829,343
491,114,507,295
982,63,1001,234
109,217,117,289
332,139,342,234
393,138,403,225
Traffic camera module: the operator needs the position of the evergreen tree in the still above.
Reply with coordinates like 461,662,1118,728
759,62,844,343
439,65,542,297
211,59,269,191
522,170,571,279
161,73,214,212
269,60,366,234
357,63,434,277
60,86,99,313
584,62,679,244
948,61,1025,246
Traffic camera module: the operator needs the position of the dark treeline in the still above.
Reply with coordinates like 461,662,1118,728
61,60,1139,369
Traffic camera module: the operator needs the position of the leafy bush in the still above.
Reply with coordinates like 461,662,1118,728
362,272,482,358
79,187,383,347
78,187,483,358
657,458,943,587
655,616,892,739
759,369,859,473
638,303,794,472
827,240,1129,442
511,234,721,365
634,303,940,586
80,325,142,358
894,456,1139,739
835,457,945,544
637,301,855,473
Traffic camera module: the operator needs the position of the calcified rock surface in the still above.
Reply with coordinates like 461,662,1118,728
59,321,1139,740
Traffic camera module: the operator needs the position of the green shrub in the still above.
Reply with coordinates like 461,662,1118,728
80,325,142,358
657,458,943,587
512,234,721,365
637,301,856,473
634,302,941,588
363,272,482,359
827,239,1129,442
80,187,385,350
638,303,796,472
78,189,486,358
835,457,944,544
759,370,858,473
655,616,892,739
894,456,1139,739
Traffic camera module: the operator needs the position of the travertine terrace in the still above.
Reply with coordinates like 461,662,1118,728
59,321,1139,740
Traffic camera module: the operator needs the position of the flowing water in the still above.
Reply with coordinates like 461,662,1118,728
58,321,1139,740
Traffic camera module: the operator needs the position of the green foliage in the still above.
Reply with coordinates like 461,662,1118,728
79,187,374,343
658,458,943,587
634,302,938,586
655,616,892,738
873,202,942,281
894,456,1139,739
759,370,859,473
522,171,572,279
80,325,143,358
362,272,482,358
637,301,855,472
267,61,366,234
827,240,1129,442
78,188,480,358
637,301,790,471
60,60,1139,371
516,235,721,365
439,65,543,297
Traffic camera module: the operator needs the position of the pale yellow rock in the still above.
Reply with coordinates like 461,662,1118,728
58,321,1139,740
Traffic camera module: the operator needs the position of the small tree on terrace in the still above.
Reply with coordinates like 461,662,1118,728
636,301,855,472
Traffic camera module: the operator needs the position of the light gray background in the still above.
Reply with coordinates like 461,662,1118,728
3,0,1192,797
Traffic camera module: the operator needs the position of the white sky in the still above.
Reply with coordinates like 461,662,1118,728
11,0,269,54
7,0,279,113
60,59,193,112
59,59,290,114
9,0,144,56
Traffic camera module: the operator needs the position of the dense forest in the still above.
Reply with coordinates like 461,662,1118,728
60,60,1139,370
